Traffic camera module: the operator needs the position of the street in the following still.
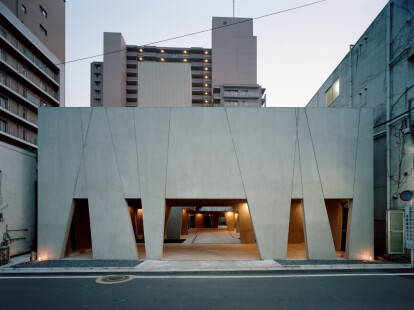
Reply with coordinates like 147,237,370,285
1,270,413,309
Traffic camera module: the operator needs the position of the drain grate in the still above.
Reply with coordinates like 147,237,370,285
96,275,134,284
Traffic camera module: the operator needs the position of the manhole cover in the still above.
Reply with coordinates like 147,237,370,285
96,275,134,284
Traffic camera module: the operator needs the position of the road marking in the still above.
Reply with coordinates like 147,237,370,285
0,273,413,280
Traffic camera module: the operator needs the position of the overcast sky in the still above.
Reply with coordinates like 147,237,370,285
65,0,389,108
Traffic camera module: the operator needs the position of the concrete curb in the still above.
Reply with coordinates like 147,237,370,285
0,263,411,274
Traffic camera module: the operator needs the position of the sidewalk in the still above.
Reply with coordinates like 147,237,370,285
0,256,412,274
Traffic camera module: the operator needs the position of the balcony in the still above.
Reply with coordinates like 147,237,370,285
0,124,37,149
0,25,59,84
0,74,42,109
223,91,260,99
1,49,59,103
0,101,37,130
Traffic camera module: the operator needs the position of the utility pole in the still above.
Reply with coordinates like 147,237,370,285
233,0,235,17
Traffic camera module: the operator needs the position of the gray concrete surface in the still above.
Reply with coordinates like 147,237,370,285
38,107,374,261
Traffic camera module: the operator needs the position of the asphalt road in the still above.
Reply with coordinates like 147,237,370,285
1,270,413,309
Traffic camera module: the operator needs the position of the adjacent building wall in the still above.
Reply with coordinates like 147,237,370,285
102,33,126,107
0,141,36,256
38,107,374,261
306,0,414,254
138,62,192,107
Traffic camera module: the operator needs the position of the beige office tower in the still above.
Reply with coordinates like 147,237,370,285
0,0,65,151
90,17,265,107
212,17,265,107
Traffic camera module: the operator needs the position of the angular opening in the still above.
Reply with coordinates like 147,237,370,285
287,199,307,260
64,199,92,259
126,199,145,259
325,199,350,259
163,199,259,260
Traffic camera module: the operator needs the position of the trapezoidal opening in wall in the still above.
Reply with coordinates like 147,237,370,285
64,199,93,259
126,199,145,259
325,199,350,259
162,199,260,260
287,199,307,260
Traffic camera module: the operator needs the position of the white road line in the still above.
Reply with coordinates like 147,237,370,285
0,273,413,280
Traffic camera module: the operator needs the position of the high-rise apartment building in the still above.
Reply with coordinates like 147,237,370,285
0,0,65,151
0,0,65,257
90,17,265,108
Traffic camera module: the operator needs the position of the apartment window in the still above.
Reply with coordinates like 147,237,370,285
94,81,101,86
95,73,101,78
22,88,27,98
21,5,27,14
22,108,27,120
95,99,101,104
39,24,47,36
325,78,340,107
22,129,27,141
21,67,27,77
0,50,6,61
40,100,47,107
95,64,101,70
40,6,47,18
0,96,9,110
0,119,7,132
95,90,101,95
40,81,47,92
0,73,6,85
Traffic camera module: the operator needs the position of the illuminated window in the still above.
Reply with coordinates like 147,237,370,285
204,84,208,87
204,60,208,63
204,68,208,71
204,51,208,55
183,59,187,62
160,50,164,53
183,50,187,54
160,58,165,62
325,78,339,107
139,49,143,53
204,92,208,95
139,57,143,61
204,76,208,79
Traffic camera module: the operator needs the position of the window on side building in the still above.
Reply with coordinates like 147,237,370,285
40,6,47,18
325,78,340,107
40,24,47,36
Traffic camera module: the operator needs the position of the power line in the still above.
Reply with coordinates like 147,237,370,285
56,0,327,66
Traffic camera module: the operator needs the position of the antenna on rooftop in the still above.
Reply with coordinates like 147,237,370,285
233,0,235,17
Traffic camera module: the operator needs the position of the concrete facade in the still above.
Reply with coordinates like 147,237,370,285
38,107,374,261
138,62,192,107
0,141,37,256
306,0,413,255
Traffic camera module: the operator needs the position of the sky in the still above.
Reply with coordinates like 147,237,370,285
65,0,389,108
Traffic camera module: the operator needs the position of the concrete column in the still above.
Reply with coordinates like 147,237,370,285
212,214,219,228
164,205,172,238
181,209,188,235
238,203,255,243
136,209,144,238
195,213,205,228
224,211,236,231
166,207,183,239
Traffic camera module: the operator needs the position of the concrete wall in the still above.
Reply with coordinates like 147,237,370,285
138,62,192,107
38,107,373,260
212,17,257,86
102,33,126,107
306,0,414,254
0,142,36,256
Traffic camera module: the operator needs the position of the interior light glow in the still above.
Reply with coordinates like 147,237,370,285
183,59,187,62
204,84,208,87
204,60,208,63
204,68,208,71
160,49,164,53
204,51,208,55
204,92,208,95
183,50,187,54
139,57,143,61
139,49,143,52
204,76,208,79
161,58,165,62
